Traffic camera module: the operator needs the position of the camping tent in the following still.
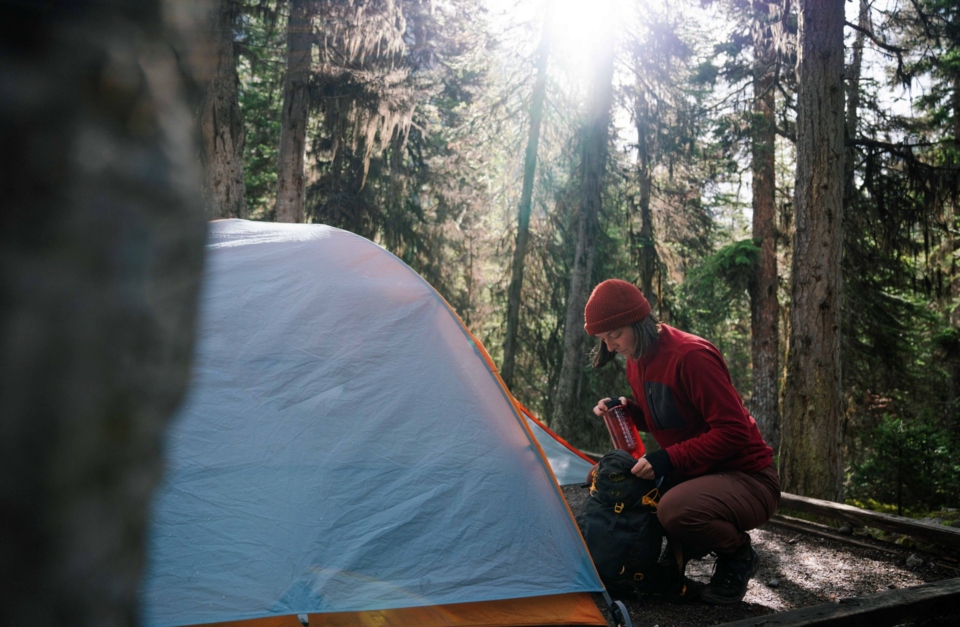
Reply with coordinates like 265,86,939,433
139,220,606,627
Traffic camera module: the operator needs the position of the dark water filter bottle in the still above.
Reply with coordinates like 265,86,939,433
603,397,645,459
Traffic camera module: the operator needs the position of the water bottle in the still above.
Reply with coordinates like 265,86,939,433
603,397,645,459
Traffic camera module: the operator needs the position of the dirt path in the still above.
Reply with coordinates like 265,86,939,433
561,485,960,627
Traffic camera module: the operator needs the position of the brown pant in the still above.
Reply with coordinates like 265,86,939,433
657,464,780,555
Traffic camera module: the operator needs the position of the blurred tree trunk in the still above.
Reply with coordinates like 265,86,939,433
781,0,845,501
200,0,248,220
635,90,656,309
275,0,313,223
501,31,549,391
0,1,208,625
552,39,616,441
748,0,780,452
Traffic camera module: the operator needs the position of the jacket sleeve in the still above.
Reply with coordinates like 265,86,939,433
662,346,755,476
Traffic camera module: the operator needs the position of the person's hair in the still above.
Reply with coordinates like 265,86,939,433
591,314,661,368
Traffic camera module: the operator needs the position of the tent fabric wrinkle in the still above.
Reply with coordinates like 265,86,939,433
139,220,605,627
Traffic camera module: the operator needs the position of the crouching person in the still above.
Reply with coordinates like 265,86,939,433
585,279,780,605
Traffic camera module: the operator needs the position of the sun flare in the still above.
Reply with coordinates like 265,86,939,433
547,0,623,82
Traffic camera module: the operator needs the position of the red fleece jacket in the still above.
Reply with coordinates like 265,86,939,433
624,325,773,478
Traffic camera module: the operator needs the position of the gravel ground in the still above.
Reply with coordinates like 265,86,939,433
560,484,960,627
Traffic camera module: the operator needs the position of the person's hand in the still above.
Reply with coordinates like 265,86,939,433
592,396,628,417
631,456,654,480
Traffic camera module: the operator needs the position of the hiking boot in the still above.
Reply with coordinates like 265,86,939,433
700,542,760,605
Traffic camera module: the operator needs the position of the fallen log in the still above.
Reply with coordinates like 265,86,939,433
779,492,960,551
712,577,960,627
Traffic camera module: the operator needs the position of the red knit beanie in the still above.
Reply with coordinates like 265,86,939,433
583,279,651,335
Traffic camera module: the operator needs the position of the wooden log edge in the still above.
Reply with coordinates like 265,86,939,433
779,492,960,551
711,577,960,627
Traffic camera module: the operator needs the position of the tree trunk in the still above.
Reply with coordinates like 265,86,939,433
844,0,868,203
552,41,616,441
748,0,780,453
948,74,960,433
780,0,846,501
501,32,550,391
635,91,656,306
0,2,207,625
200,0,248,220
275,0,313,223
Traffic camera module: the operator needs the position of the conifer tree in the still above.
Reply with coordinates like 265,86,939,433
748,0,782,451
781,0,846,501
552,31,616,440
502,22,550,391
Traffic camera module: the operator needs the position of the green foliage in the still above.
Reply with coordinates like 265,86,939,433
934,326,960,355
236,5,284,218
691,60,719,86
671,239,758,396
848,414,960,515
844,498,905,516
674,238,758,333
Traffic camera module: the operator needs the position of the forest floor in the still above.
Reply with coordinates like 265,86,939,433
560,484,960,627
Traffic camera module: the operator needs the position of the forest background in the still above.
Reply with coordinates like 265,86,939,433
201,0,960,514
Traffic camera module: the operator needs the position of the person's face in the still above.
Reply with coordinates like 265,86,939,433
596,325,637,360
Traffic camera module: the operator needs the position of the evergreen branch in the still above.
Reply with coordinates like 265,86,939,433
844,21,907,55
906,0,936,40
851,137,960,171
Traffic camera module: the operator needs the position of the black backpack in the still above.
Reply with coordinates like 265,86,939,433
575,450,666,600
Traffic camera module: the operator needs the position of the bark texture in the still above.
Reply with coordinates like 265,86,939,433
781,0,845,501
552,40,616,441
199,0,248,220
0,1,208,625
275,0,313,223
501,33,549,391
748,0,780,452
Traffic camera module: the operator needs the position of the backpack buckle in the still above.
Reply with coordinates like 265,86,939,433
634,572,644,580
614,502,624,513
